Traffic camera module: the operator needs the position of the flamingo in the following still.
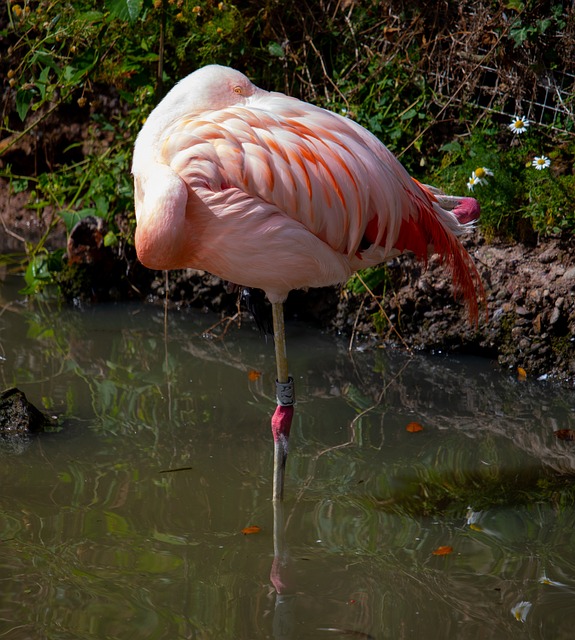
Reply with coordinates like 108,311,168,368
132,64,482,501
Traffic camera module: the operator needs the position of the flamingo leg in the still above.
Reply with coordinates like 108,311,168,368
271,302,295,501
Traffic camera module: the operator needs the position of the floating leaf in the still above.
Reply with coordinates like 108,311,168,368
554,429,575,441
406,422,424,433
432,545,453,556
247,369,262,381
241,525,261,535
517,366,527,380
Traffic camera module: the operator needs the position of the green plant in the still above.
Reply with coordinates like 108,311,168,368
435,116,575,239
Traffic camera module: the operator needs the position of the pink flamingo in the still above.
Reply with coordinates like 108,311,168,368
132,65,482,501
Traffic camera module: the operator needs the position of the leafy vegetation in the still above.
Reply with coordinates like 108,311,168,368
437,123,575,240
0,0,574,295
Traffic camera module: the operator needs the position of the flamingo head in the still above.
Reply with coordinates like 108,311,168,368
452,197,481,225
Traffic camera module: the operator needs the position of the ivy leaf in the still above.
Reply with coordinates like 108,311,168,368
103,231,118,247
268,42,285,58
16,88,34,121
59,208,97,232
105,0,143,23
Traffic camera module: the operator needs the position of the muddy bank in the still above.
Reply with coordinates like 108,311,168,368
333,232,575,387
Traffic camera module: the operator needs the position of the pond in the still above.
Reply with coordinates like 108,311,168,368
1,272,575,639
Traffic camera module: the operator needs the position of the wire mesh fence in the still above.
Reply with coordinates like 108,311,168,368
430,60,574,133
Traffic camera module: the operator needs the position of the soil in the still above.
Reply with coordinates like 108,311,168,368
1,180,574,388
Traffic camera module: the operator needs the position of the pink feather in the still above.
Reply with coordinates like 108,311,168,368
133,65,483,319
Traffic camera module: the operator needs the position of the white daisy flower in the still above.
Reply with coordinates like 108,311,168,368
508,116,530,134
532,155,551,170
467,175,479,191
471,167,493,186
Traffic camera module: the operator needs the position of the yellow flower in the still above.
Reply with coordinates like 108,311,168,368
473,167,493,180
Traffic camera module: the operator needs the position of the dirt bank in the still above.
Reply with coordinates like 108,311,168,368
333,232,575,387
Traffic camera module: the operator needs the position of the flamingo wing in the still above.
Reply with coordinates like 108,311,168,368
160,94,425,260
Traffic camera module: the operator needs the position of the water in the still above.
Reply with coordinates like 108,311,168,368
1,273,575,639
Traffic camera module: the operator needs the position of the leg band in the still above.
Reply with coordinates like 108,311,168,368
276,377,295,406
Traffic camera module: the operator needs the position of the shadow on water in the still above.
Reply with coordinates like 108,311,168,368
1,273,575,639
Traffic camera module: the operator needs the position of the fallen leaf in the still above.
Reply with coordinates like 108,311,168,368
247,369,262,381
517,367,527,380
554,429,575,441
432,545,453,556
241,525,261,535
406,422,424,433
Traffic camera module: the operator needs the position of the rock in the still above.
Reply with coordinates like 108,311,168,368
533,314,542,333
538,247,558,264
67,216,109,266
0,388,55,435
549,307,561,326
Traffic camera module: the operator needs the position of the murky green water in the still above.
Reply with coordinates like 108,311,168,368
1,273,575,639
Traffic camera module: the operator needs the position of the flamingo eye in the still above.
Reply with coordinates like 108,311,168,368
233,86,243,95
